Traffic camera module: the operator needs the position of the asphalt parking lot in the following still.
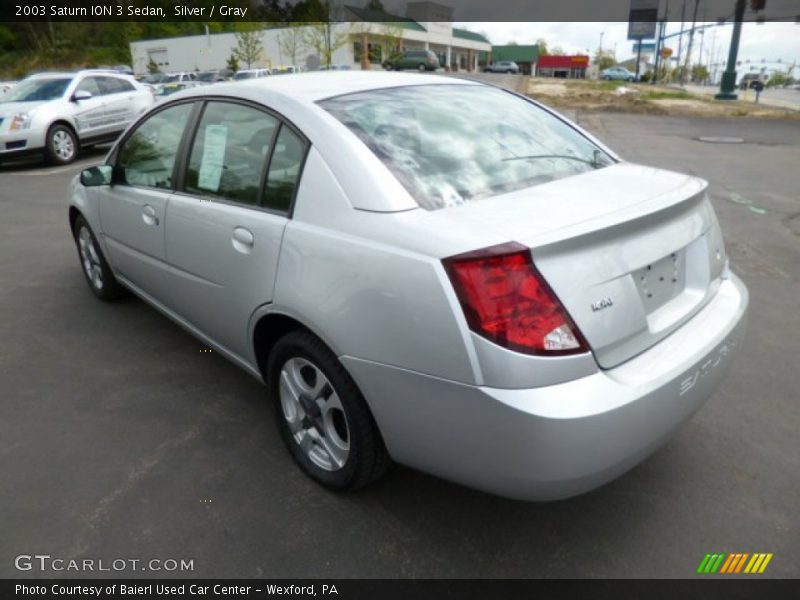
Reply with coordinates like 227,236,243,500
1,105,798,578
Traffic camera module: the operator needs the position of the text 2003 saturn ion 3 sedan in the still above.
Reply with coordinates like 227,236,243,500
68,72,748,500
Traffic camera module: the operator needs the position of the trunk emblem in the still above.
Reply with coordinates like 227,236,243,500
591,297,614,312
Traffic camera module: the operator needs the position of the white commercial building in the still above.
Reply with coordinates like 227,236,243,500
129,2,490,75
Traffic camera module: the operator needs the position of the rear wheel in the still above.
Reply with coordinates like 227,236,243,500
267,330,390,490
45,124,78,165
73,215,124,301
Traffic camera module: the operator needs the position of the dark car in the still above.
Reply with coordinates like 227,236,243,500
383,50,440,72
197,69,233,84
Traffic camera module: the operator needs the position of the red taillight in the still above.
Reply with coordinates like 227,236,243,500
443,242,588,356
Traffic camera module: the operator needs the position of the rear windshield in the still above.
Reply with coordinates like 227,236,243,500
320,84,613,210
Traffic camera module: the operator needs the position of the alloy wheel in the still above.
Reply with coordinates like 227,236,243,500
78,226,103,290
52,130,75,162
279,357,350,471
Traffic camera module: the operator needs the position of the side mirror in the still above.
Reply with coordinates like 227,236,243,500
72,90,92,102
80,165,113,187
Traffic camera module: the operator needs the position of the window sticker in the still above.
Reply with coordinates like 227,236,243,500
197,124,228,192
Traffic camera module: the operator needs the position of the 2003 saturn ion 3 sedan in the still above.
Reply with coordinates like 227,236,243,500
68,72,748,500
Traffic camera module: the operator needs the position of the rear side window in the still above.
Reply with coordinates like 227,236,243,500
320,85,612,211
117,102,194,189
98,77,135,94
263,126,306,212
185,102,279,206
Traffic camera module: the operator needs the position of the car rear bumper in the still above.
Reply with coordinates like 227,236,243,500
342,272,748,501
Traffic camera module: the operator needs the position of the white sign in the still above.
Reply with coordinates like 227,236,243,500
197,124,228,192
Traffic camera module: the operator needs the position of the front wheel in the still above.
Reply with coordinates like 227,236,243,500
73,215,124,301
418,63,427,72
267,330,390,491
45,124,78,165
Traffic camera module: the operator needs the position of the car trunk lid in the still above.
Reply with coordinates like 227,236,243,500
412,162,728,368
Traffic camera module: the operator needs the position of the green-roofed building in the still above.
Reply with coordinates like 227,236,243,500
488,45,540,75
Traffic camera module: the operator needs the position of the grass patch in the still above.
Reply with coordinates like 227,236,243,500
643,90,692,100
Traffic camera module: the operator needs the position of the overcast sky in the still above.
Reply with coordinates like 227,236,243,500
458,21,800,73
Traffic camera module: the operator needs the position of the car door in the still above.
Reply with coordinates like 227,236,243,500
70,76,109,139
97,101,196,303
165,100,308,359
96,76,139,134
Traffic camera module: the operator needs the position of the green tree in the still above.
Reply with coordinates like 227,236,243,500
226,53,241,73
278,24,308,68
691,64,709,83
303,3,348,68
593,49,616,70
766,71,789,87
234,27,264,69
147,58,159,74
536,38,548,56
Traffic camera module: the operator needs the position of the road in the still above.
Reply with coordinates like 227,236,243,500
1,110,798,578
684,83,800,111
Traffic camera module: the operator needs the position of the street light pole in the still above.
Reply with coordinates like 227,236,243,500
599,31,605,55
715,0,746,99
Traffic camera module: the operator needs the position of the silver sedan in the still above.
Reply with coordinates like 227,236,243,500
68,72,748,500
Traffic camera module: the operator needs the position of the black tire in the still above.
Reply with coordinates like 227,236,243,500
267,329,390,491
418,63,426,72
72,215,124,301
45,123,78,165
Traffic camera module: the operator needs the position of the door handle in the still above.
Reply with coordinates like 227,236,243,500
142,204,159,226
232,226,254,254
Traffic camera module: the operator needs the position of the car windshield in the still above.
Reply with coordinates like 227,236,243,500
162,74,182,83
234,72,255,80
320,84,613,211
2,77,71,102
197,72,217,82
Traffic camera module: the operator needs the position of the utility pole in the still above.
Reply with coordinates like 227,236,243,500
677,0,687,66
681,0,700,86
715,0,746,99
652,0,670,85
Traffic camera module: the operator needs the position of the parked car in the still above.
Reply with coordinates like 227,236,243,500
113,65,134,75
197,69,233,83
234,69,271,80
142,73,167,85
317,64,352,72
272,66,303,75
383,50,440,72
0,70,154,164
739,74,767,90
601,66,636,81
68,72,747,501
484,61,520,74
154,80,204,99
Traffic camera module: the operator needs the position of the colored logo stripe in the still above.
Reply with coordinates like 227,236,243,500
698,553,773,574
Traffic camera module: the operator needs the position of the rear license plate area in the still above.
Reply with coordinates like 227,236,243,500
635,250,687,312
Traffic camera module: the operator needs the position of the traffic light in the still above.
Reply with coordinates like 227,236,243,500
750,0,766,11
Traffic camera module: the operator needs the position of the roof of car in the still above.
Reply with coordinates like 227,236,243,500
28,70,131,79
178,71,480,104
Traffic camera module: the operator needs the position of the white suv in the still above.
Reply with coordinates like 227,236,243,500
0,70,154,165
